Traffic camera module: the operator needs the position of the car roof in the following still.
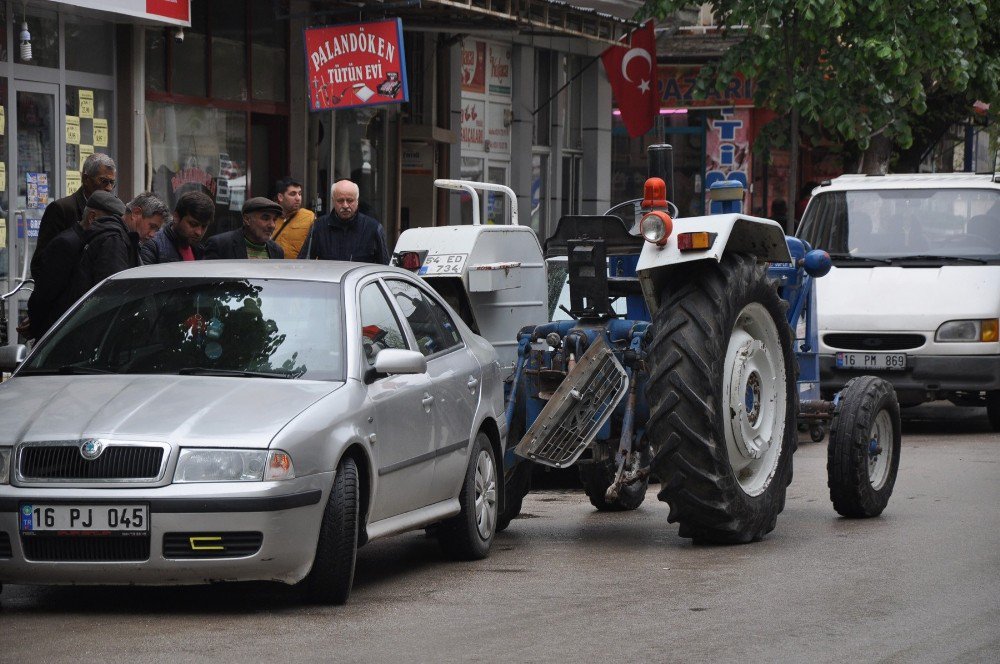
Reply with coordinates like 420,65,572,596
818,173,1000,193
108,260,410,283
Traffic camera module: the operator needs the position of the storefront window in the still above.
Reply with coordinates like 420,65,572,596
334,108,385,224
146,101,248,236
0,78,8,280
64,86,114,196
533,50,552,146
145,28,166,93
0,3,7,62
65,15,114,75
171,2,208,98
17,5,58,69
210,2,247,101
251,1,287,102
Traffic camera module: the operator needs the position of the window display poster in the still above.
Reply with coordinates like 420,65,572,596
461,40,485,94
66,116,81,145
704,108,751,210
26,172,49,210
0,162,5,192
487,43,511,97
79,144,94,170
401,142,433,175
79,90,95,119
460,98,485,151
304,19,409,111
93,118,108,147
486,103,511,154
0,106,5,135
66,170,81,197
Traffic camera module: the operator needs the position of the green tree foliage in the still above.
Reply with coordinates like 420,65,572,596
642,0,1000,223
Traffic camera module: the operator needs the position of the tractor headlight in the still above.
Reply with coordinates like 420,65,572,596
640,211,673,246
934,319,999,343
173,449,295,483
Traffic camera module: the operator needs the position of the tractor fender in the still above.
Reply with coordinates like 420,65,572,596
635,213,791,316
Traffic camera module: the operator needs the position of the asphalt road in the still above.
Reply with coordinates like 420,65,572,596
1,404,997,664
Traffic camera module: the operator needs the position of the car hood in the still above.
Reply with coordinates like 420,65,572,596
816,265,1000,331
0,375,344,447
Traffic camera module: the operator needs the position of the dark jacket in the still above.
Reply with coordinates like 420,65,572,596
203,229,285,259
32,187,88,276
69,216,141,302
140,223,205,264
297,212,389,264
26,223,89,339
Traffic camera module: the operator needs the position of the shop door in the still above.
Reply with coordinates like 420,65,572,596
4,81,58,344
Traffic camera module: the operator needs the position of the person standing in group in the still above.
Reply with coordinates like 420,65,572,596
298,179,388,264
25,191,125,340
141,191,215,264
70,191,165,301
204,197,285,259
270,176,315,259
32,153,117,273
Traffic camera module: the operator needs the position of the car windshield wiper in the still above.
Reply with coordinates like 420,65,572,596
176,367,293,379
887,254,988,265
827,253,893,265
18,365,117,375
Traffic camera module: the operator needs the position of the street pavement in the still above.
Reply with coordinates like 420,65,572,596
1,403,997,663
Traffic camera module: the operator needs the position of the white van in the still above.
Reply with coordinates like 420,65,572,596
796,173,1000,430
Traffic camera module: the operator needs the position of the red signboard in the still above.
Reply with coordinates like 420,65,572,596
658,66,754,108
305,19,409,112
145,0,189,22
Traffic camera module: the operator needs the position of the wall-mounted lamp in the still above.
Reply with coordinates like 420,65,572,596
173,27,184,43
19,21,31,61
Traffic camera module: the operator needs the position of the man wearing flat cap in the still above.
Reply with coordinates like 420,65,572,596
26,190,141,339
204,197,285,259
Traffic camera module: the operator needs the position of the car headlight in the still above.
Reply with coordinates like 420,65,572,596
934,319,999,343
0,446,10,484
173,449,295,483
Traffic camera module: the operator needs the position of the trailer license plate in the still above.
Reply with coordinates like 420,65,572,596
835,352,906,370
418,253,467,276
20,504,148,534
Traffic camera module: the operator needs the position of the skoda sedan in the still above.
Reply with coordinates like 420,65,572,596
0,261,505,604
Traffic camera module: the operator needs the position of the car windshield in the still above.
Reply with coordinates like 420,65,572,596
21,278,344,380
797,188,1000,262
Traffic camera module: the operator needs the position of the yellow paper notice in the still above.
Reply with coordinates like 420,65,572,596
79,90,94,119
0,162,6,192
93,118,109,147
0,106,5,136
66,116,81,145
66,170,82,197
79,144,94,170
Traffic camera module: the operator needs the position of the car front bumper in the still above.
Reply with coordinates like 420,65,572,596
0,472,331,586
820,354,1000,405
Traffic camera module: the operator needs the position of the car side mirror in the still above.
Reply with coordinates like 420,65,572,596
372,348,427,375
0,344,28,372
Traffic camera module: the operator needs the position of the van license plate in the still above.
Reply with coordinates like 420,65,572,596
835,352,906,370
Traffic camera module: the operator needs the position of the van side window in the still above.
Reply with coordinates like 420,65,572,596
385,280,462,357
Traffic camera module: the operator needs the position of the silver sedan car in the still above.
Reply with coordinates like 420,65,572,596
0,260,506,604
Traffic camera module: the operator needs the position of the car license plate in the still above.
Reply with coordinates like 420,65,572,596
19,504,148,534
835,352,907,371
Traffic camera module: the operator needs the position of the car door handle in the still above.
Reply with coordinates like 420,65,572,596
422,393,435,409
467,377,479,391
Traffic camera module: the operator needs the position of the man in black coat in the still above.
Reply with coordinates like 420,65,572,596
141,191,215,264
26,190,125,339
204,197,285,259
32,153,117,275
298,179,388,264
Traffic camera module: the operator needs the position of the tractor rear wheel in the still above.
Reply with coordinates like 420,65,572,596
644,253,796,544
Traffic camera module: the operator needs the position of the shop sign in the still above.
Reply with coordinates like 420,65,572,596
58,1,190,25
461,41,486,95
305,19,409,112
485,103,511,154
401,143,434,175
487,44,511,97
460,99,485,150
659,66,754,109
704,108,752,209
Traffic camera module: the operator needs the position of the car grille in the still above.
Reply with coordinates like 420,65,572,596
162,532,264,559
21,535,150,562
19,444,165,481
0,532,12,559
824,333,926,351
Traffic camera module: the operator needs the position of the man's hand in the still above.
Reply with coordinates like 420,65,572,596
15,316,32,339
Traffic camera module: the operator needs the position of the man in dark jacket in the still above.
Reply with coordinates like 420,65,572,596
32,153,117,275
70,192,163,302
298,179,388,264
25,190,124,340
141,191,215,264
204,197,285,259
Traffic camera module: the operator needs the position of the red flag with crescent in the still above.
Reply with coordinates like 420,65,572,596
602,20,658,138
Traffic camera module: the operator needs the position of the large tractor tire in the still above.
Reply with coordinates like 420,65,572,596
644,253,797,544
987,391,1000,432
578,440,651,511
827,376,901,518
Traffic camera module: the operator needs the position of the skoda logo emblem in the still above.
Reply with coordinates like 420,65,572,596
80,439,104,460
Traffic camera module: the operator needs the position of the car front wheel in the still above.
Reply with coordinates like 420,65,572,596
303,456,359,604
437,431,498,559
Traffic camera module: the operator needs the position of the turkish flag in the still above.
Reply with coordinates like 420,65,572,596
602,21,658,138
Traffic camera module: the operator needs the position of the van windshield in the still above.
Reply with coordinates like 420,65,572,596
797,188,1000,262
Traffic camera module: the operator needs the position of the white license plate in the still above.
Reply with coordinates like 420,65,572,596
20,504,148,533
835,352,907,371
418,253,468,275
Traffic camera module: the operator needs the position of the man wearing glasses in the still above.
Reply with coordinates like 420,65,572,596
32,152,117,275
